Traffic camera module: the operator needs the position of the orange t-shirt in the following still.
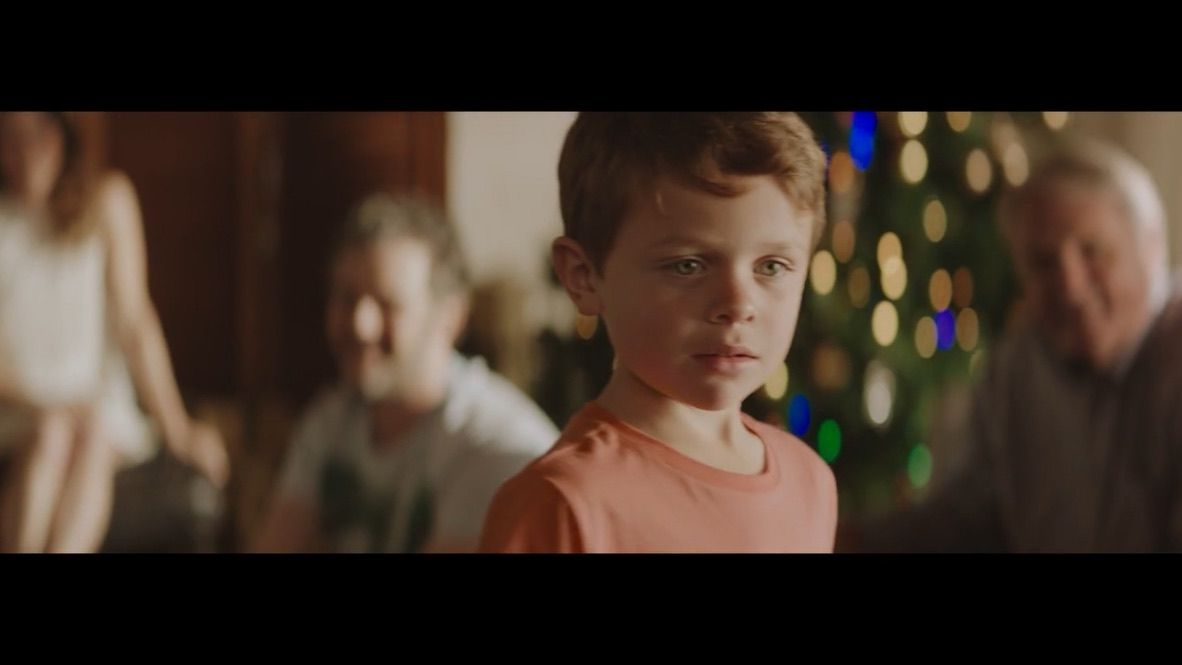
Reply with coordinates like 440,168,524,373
479,402,837,553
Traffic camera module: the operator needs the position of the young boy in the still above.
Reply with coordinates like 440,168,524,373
479,113,837,553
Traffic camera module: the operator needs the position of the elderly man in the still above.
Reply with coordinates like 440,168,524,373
852,139,1182,552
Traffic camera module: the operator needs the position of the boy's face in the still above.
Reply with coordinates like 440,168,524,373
585,174,812,411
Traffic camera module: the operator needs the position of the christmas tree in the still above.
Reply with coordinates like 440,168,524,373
744,111,1068,516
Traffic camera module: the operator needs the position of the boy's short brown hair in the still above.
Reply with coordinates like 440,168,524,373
558,112,828,272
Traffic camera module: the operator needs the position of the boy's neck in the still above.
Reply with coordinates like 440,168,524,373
596,366,765,475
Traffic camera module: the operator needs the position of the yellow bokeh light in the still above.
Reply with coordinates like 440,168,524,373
872,301,899,346
899,111,928,138
812,344,852,391
881,255,908,301
929,269,952,311
877,232,902,267
900,139,928,184
923,198,947,243
864,360,896,427
810,250,837,296
1003,142,1029,186
915,316,937,359
957,308,980,351
832,219,855,264
764,362,789,400
946,111,972,133
966,148,993,194
829,150,856,194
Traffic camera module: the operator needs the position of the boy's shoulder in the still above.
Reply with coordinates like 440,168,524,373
509,403,637,491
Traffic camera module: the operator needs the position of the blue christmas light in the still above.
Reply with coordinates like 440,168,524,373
787,394,812,437
849,111,877,171
935,309,956,350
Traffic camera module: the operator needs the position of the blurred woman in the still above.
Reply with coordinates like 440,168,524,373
0,112,228,552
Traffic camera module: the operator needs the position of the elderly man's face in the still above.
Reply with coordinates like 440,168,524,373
1010,183,1161,371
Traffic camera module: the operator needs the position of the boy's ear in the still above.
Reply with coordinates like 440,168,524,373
552,236,603,316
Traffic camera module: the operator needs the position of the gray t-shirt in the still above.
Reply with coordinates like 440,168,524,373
276,353,558,552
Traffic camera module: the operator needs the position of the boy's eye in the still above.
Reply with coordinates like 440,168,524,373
669,259,704,276
756,260,790,277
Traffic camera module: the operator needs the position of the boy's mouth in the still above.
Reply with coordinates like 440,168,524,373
696,345,757,359
692,346,759,373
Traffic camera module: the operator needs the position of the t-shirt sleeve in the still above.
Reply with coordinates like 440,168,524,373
478,471,585,553
434,446,543,547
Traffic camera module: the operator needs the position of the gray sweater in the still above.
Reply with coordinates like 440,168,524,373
858,286,1182,552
